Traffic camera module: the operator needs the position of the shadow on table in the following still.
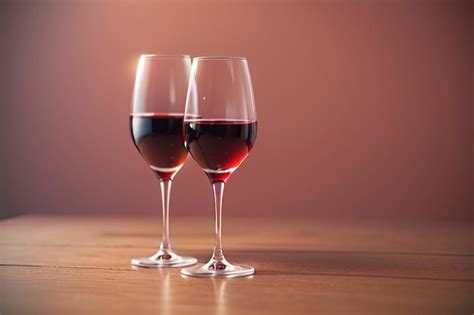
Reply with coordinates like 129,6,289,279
187,249,474,281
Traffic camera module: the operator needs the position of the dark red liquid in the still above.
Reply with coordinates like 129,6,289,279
130,113,188,180
184,120,257,182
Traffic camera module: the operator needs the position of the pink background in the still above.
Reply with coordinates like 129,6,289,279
1,0,472,220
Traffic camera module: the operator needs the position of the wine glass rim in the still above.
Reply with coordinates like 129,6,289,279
140,54,191,59
194,56,247,61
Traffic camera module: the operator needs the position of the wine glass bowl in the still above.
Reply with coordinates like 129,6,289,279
184,119,257,182
130,113,190,181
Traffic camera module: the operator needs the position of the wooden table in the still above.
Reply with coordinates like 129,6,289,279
1,215,473,314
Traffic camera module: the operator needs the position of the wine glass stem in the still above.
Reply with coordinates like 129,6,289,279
212,181,225,261
160,179,172,250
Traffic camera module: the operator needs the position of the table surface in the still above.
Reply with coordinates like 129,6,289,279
1,215,473,314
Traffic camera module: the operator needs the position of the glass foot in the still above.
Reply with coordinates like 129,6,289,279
181,257,254,278
131,249,197,268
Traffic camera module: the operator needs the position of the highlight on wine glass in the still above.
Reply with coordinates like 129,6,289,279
181,56,257,277
129,54,197,268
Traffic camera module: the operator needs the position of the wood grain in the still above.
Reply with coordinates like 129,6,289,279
1,215,473,315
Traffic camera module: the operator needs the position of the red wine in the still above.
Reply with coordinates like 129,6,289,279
130,113,188,180
184,119,257,182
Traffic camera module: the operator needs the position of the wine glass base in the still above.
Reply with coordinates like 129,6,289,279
131,249,197,268
181,258,255,278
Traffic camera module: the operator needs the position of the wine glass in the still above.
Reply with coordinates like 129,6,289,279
181,56,257,277
130,54,197,268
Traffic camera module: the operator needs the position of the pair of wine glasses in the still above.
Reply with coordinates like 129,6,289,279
130,55,257,278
